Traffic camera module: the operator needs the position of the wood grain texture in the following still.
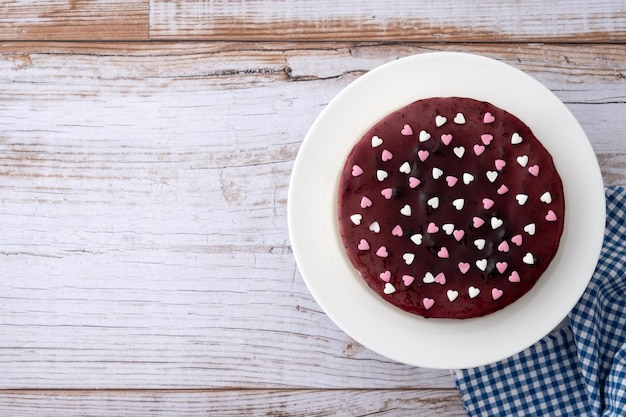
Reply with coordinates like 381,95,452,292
149,0,626,42
0,0,148,41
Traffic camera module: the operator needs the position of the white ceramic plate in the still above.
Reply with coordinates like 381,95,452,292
288,52,605,369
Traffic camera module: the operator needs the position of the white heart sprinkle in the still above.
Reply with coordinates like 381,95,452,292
468,286,480,299
403,253,415,265
383,282,396,294
442,223,454,235
419,130,431,142
454,113,466,124
453,146,465,158
435,115,447,127
399,161,411,174
423,272,435,284
486,171,498,183
463,173,474,185
511,132,523,145
540,191,553,204
432,167,444,179
476,259,488,271
516,194,529,205
491,217,503,229
517,155,529,167
372,136,383,147
524,223,536,235
447,290,459,302
350,214,362,225
369,221,380,233
410,234,423,245
474,239,486,250
523,253,535,265
427,196,440,209
376,170,388,181
453,198,464,210
400,204,411,216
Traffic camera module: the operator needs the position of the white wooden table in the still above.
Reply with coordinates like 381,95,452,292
0,2,624,415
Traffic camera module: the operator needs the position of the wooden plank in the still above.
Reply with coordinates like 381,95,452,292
0,389,466,417
149,0,626,42
0,0,148,41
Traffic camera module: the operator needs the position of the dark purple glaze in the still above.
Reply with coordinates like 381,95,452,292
338,97,565,319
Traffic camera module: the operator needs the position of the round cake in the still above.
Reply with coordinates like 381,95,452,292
338,97,565,319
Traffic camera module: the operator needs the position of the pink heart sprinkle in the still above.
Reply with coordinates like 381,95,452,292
483,112,495,124
481,134,493,145
497,184,509,195
492,288,503,300
381,188,393,199
458,262,470,274
437,247,449,259
360,196,372,209
434,272,446,285
418,150,429,161
495,159,506,171
423,298,435,310
391,225,403,237
453,229,465,241
508,271,521,283
546,210,557,221
408,177,420,188
381,149,393,161
496,262,508,274
446,176,458,187
511,234,523,246
482,198,495,209
427,222,439,233
473,217,485,228
358,239,369,250
351,165,363,176
473,144,485,156
376,246,388,258
401,124,413,136
498,240,510,252
379,270,391,282
528,165,540,177
441,134,453,145
402,275,415,286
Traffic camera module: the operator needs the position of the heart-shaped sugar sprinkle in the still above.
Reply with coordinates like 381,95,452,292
360,196,372,208
454,113,466,124
516,194,528,205
381,188,393,199
497,184,509,195
422,298,435,310
491,288,503,300
511,132,523,145
435,115,447,127
486,170,498,182
468,286,480,299
419,130,431,142
402,274,415,286
495,159,506,171
540,191,552,204
358,239,369,250
482,198,495,209
447,290,459,302
427,222,439,233
453,229,465,241
441,134,453,145
418,150,430,161
376,170,388,181
381,149,393,161
474,239,486,250
432,167,444,179
476,259,488,271
511,234,523,246
463,172,474,185
517,155,529,167
391,225,403,237
379,271,391,282
481,134,494,145
472,217,485,228
508,271,520,283
523,252,535,264
403,253,415,265
496,262,508,273
372,136,383,147
369,221,380,233
423,272,435,284
491,217,503,229
458,262,470,274
453,198,464,210
400,204,411,216
409,177,420,188
352,165,363,176
410,234,423,245
528,165,540,177
546,210,557,221
446,176,458,187
483,112,495,123
399,161,411,174
498,240,510,252
524,223,536,235
427,196,440,209
401,124,413,136
376,246,388,258
473,144,485,156
350,214,362,225
453,146,465,158
434,272,446,285
442,223,454,235
384,282,396,294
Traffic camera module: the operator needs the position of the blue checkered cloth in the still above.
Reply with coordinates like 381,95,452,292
455,185,626,417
